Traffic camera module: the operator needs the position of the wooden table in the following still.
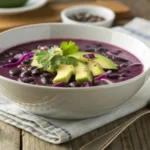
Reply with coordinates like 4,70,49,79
1,0,150,150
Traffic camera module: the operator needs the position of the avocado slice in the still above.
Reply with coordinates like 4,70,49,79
75,62,92,83
31,56,42,68
70,52,117,70
53,64,74,83
0,0,28,8
31,56,54,72
88,60,105,76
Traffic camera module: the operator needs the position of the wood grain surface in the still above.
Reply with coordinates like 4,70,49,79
0,0,150,150
0,121,20,150
2,111,150,150
0,0,130,32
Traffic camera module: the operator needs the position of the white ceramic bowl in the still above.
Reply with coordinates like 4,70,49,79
0,23,150,119
61,5,116,27
0,0,47,15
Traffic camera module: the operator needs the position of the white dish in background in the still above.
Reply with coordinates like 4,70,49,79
61,5,116,28
0,0,47,15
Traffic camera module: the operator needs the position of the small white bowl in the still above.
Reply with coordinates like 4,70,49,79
61,5,116,28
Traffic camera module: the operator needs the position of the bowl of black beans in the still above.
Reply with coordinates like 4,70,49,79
61,5,116,27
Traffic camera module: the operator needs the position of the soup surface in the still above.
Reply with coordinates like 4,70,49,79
0,39,143,87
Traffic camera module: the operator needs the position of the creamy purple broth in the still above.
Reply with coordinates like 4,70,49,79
0,39,143,87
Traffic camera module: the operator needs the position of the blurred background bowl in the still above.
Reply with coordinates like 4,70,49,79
0,0,28,8
61,5,116,28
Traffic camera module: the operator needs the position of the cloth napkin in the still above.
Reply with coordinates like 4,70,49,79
0,17,150,144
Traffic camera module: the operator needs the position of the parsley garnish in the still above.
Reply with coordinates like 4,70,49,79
33,41,79,71
61,56,78,66
60,41,79,56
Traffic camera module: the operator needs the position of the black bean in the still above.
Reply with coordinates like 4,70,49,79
21,64,30,71
50,72,57,77
40,72,52,78
121,68,131,73
40,77,48,84
87,16,97,22
117,50,122,53
120,73,127,77
126,70,131,73
20,70,31,77
9,68,22,76
68,82,78,87
48,78,53,84
94,80,108,86
27,66,37,71
70,13,105,23
95,43,102,47
100,80,109,85
70,15,77,21
0,61,5,65
75,14,83,21
22,77,35,83
22,51,29,54
85,48,94,52
8,58,18,63
94,47,101,53
115,57,128,62
120,63,128,68
130,63,143,68
107,74,119,79
86,45,90,48
21,59,31,65
30,82,36,85
94,48,108,53
106,51,116,57
110,51,120,55
119,77,126,81
9,52,14,56
93,80,101,85
106,55,114,60
84,13,91,21
14,54,23,59
31,68,41,76
96,17,105,22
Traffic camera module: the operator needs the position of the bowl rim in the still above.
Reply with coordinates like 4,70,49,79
61,5,116,25
0,22,150,90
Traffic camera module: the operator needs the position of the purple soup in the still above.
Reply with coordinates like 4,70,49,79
0,39,143,87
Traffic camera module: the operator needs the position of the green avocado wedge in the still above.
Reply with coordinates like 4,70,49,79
0,0,28,8
70,52,117,70
53,64,74,83
88,60,105,76
75,61,93,84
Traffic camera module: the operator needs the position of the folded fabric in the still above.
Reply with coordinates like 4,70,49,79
0,17,150,144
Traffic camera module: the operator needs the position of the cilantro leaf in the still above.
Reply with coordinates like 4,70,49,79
60,41,79,56
35,50,50,64
32,41,79,72
49,45,63,56
61,56,78,67
50,55,62,70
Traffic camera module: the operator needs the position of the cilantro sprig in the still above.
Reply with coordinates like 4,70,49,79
34,41,79,71
60,41,79,55
50,56,78,70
